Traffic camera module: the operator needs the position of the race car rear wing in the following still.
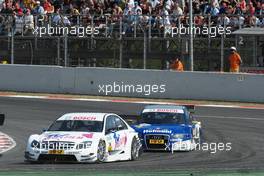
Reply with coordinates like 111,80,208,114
0,114,5,126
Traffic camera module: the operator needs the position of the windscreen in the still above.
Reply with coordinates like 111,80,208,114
48,120,103,132
140,112,185,125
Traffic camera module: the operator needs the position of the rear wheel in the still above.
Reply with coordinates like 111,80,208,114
97,140,106,162
131,137,140,161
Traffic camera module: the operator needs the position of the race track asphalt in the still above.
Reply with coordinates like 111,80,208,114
0,97,264,174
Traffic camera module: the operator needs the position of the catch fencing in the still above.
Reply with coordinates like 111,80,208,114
0,14,263,71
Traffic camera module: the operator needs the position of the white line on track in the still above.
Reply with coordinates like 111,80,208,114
200,104,238,108
197,115,264,121
9,95,45,99
1,94,264,110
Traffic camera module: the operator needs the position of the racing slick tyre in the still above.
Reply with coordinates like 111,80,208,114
131,137,140,161
97,140,106,163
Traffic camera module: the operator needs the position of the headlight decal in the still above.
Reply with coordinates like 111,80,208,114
31,140,40,149
171,134,190,139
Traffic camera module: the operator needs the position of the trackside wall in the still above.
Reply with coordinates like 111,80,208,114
0,64,263,102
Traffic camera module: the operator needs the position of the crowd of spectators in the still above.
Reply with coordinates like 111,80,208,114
0,0,263,36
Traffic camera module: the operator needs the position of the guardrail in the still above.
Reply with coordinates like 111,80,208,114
0,64,263,103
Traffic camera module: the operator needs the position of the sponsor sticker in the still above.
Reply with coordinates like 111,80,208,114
113,133,127,149
72,116,97,121
143,129,172,134
82,133,93,139
142,109,184,114
43,133,93,140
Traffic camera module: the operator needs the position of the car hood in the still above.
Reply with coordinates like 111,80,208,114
132,123,191,135
37,131,102,143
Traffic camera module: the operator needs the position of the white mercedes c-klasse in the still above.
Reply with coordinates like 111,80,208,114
25,112,141,163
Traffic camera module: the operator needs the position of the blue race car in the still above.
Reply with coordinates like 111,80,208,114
131,105,201,152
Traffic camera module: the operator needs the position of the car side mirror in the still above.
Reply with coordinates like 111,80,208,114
126,119,137,125
117,124,124,130
192,120,201,126
0,114,5,126
106,128,117,135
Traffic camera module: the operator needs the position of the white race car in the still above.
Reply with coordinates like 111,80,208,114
25,112,141,163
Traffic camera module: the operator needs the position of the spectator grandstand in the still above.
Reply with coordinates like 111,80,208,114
0,0,263,37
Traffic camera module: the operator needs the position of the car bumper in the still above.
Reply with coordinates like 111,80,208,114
171,139,195,151
141,138,194,151
25,148,97,163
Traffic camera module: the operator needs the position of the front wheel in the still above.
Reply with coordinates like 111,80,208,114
131,137,141,161
97,140,106,163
